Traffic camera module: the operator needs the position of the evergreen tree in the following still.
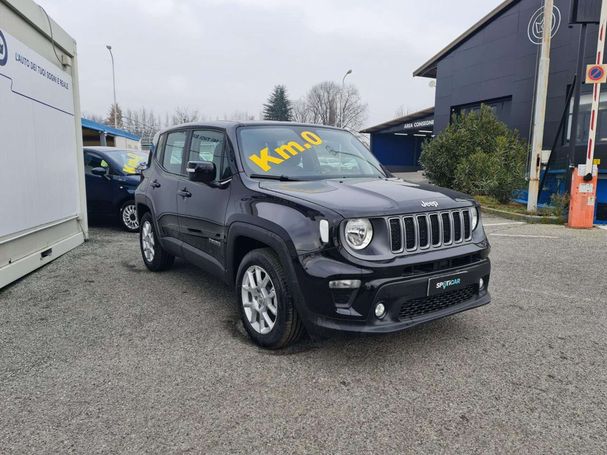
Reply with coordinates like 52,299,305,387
263,85,293,121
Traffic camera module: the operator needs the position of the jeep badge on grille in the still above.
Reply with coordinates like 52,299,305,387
421,200,439,208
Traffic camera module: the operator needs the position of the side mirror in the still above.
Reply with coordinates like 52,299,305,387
187,161,216,183
91,166,108,177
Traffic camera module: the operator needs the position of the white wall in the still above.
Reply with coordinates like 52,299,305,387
0,29,79,237
0,0,86,288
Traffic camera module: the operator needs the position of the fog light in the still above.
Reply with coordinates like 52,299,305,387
374,302,386,319
479,278,485,290
329,279,361,289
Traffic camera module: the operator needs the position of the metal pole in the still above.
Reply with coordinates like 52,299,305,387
527,0,554,213
106,45,117,128
565,23,588,196
567,24,587,176
340,69,352,128
584,0,607,175
539,76,576,195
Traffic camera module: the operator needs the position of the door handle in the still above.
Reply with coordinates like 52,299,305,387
151,179,161,188
178,188,192,198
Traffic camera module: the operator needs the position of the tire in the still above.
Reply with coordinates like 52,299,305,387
139,212,175,271
119,201,140,232
236,248,304,349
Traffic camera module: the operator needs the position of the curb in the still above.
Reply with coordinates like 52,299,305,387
480,206,563,224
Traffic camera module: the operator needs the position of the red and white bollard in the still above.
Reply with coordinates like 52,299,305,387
568,0,607,228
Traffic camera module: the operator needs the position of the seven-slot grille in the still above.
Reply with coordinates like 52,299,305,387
388,209,474,254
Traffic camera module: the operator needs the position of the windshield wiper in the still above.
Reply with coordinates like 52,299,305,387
249,174,302,181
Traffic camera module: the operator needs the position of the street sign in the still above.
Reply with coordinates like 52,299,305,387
585,64,607,83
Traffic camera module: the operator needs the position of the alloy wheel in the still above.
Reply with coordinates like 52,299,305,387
122,204,139,230
141,220,155,262
241,265,278,335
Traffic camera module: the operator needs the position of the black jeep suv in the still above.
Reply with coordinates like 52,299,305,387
135,121,491,348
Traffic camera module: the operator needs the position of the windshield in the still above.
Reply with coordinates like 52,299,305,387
109,150,149,175
237,126,386,180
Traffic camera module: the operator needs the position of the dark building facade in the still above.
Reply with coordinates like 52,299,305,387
411,0,607,221
415,0,607,168
363,0,607,220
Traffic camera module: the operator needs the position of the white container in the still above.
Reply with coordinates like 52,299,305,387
0,0,87,288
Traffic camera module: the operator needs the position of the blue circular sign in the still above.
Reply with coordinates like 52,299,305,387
0,30,7,67
589,65,605,81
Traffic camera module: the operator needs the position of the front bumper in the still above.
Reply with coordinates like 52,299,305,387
291,247,491,337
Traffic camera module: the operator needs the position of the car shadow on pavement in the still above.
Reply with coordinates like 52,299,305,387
138,254,484,363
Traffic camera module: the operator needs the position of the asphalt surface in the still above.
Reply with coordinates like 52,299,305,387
1,216,606,454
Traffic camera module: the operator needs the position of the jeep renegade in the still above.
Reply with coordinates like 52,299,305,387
135,122,491,349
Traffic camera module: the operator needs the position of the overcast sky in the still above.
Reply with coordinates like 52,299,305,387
37,0,503,127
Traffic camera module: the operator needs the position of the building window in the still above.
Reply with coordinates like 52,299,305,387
451,97,512,123
566,92,607,145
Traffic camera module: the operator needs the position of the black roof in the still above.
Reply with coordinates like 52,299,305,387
413,0,519,78
83,146,144,153
157,120,346,135
360,107,434,134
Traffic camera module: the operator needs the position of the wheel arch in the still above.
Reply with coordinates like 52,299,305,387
226,222,298,287
136,201,151,221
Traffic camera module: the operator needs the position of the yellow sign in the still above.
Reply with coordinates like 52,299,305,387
123,152,143,174
594,158,601,165
249,131,323,172
585,64,607,84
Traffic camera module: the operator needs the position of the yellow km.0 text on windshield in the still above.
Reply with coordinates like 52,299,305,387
249,131,323,172
123,152,144,174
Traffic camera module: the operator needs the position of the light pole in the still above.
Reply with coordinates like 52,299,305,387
106,45,117,128
340,69,352,128
527,0,553,213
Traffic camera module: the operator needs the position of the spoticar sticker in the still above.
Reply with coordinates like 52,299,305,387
249,131,323,172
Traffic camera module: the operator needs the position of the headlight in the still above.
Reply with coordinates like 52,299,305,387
344,218,373,250
471,207,479,230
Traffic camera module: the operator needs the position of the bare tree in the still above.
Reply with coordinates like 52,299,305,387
123,107,163,145
394,105,408,118
171,107,199,125
219,111,257,121
304,81,340,126
82,111,105,124
339,84,367,130
298,81,367,130
291,98,311,123
106,103,124,128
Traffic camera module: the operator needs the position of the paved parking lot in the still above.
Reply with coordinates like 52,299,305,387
1,215,606,453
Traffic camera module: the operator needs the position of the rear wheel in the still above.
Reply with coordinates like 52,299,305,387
119,201,139,232
236,248,304,349
140,212,174,271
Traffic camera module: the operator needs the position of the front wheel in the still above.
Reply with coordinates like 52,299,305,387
119,201,139,232
236,248,304,349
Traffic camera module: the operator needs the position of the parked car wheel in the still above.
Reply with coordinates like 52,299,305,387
119,201,140,232
139,212,175,271
236,248,304,349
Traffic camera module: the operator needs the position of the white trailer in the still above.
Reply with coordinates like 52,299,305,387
0,0,87,288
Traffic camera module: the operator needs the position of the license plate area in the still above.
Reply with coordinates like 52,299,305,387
427,271,470,296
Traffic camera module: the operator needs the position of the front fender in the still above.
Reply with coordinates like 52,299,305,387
226,192,342,254
226,220,297,282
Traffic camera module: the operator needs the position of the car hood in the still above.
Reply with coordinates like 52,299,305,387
257,178,474,218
